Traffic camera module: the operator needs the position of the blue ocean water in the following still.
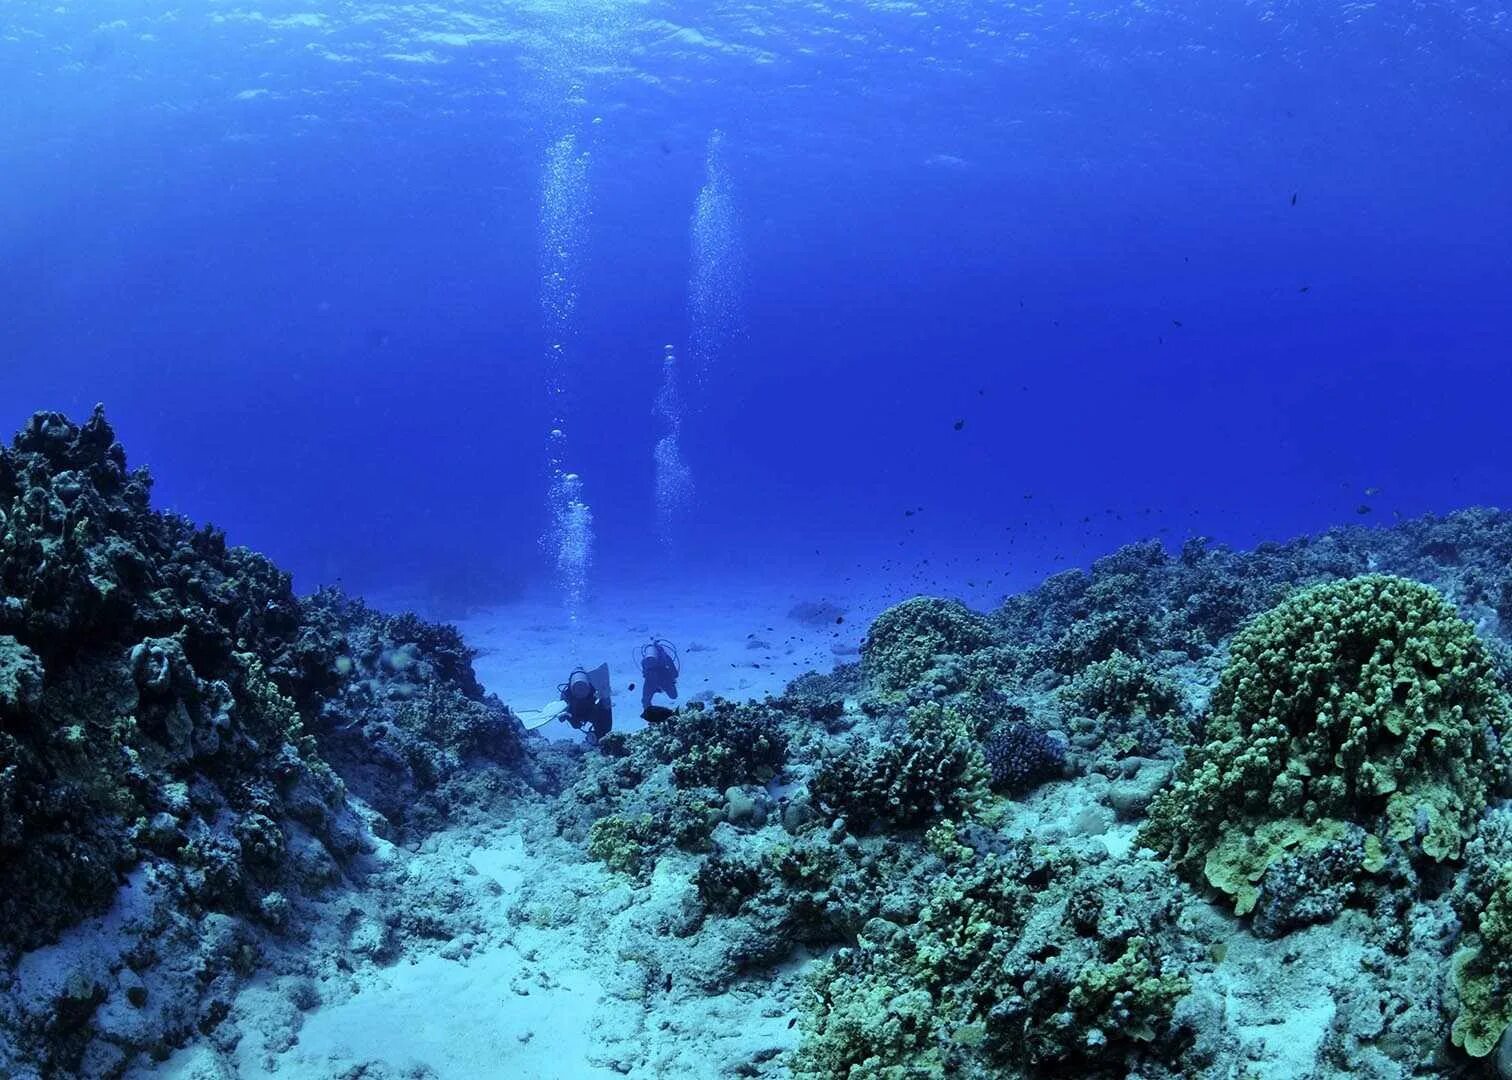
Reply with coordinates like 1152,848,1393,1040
3,1,1509,610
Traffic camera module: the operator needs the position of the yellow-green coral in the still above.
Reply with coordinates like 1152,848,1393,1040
1453,870,1512,1057
793,852,1189,1076
587,813,660,880
1142,575,1510,912
861,597,994,694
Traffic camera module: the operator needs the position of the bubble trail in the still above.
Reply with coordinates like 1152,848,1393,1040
653,344,693,548
538,132,594,622
689,130,746,390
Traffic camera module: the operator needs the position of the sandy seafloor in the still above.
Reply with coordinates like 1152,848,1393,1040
144,569,990,1079
460,572,925,740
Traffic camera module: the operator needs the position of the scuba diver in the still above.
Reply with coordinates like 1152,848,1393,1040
638,638,680,712
560,663,613,745
513,642,682,744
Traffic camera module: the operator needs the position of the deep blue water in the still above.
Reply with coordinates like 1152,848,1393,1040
3,1,1509,610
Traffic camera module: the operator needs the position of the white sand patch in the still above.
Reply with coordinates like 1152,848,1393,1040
457,571,890,741
268,827,619,1079
283,947,618,1079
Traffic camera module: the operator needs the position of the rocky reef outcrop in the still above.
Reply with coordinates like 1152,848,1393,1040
0,408,526,1075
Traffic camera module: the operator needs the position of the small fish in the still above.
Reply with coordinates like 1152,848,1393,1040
835,616,845,625
664,973,673,991
1171,319,1183,328
1298,285,1311,293
628,683,636,691
1364,486,1381,496
787,1017,798,1029
1290,192,1298,206
1356,504,1373,515
953,419,965,431
904,509,914,517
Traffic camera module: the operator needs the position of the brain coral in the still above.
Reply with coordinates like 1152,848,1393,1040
1142,574,1511,915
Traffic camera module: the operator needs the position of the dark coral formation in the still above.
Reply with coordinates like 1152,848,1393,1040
0,408,525,1073
808,702,987,831
983,718,1066,794
0,409,344,951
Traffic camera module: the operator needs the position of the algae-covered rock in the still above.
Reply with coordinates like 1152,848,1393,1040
1142,574,1511,914
1452,817,1512,1059
297,588,525,829
0,635,43,715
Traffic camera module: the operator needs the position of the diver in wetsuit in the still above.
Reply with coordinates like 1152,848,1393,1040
561,664,613,744
639,639,680,712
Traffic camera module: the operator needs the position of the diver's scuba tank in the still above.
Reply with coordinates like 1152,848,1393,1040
560,663,613,740
637,639,680,710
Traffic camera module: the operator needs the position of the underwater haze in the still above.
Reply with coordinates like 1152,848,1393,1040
8,4,1512,1078
5,0,1510,608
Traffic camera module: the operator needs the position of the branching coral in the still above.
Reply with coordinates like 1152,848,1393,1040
634,698,788,789
1059,649,1184,724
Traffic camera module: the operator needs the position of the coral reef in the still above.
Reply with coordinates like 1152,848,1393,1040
14,406,1512,1078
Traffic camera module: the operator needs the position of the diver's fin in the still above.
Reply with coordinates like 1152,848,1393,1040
516,700,567,731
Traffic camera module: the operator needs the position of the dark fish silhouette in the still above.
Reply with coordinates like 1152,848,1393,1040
1172,319,1183,327
1290,192,1298,205
953,419,965,431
